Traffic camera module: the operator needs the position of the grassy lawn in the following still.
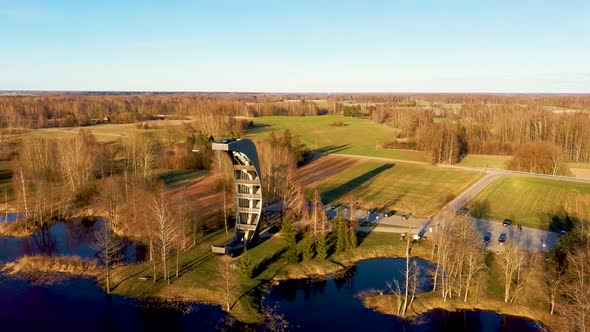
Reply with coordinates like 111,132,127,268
468,176,590,230
306,160,482,217
245,115,428,162
154,169,209,190
457,154,511,169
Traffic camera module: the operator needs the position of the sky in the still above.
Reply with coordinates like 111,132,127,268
0,0,589,93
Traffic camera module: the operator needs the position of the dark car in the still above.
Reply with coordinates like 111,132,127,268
502,219,512,227
401,214,410,220
458,208,470,215
383,210,396,217
498,233,507,244
221,138,236,144
483,232,491,243
367,208,377,215
331,203,341,209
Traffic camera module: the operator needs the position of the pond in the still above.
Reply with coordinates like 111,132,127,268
0,226,545,332
0,275,228,332
0,218,145,264
264,258,543,332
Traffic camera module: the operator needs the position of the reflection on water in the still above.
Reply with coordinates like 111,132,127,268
265,258,542,332
0,228,543,332
0,213,20,223
0,218,145,264
0,276,227,332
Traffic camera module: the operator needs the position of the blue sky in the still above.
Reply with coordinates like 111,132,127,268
1,0,589,92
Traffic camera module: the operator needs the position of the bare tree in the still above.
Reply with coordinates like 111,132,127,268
219,256,235,312
96,177,123,232
545,258,563,315
499,241,531,303
95,226,123,294
282,169,306,219
563,246,590,331
150,191,177,284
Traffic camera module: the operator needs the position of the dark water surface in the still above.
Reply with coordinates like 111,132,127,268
0,218,145,264
0,221,544,332
0,213,20,223
264,258,543,332
0,276,227,332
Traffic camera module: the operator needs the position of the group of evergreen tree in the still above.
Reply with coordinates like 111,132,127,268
333,214,357,253
280,214,299,264
279,212,357,264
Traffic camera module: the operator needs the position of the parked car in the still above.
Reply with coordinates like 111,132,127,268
502,219,512,227
498,233,507,244
342,204,350,210
383,210,396,217
458,207,470,215
331,203,341,209
483,232,491,243
221,138,236,144
367,208,377,215
401,214,410,220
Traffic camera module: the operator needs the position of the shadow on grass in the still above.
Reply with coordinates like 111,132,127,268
545,206,577,232
158,170,204,189
251,247,287,279
245,123,271,134
315,144,351,154
470,200,490,219
356,223,376,246
322,163,394,203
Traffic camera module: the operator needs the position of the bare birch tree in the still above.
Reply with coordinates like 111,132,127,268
95,226,123,294
150,191,177,284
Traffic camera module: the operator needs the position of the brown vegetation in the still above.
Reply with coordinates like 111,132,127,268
2,93,590,168
2,255,99,277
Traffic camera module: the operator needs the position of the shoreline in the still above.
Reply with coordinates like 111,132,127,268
0,231,556,329
363,288,558,331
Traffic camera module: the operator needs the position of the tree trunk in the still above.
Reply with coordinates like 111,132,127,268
223,187,228,235
176,248,180,278
106,266,111,294
464,276,471,302
163,250,169,284
149,237,153,261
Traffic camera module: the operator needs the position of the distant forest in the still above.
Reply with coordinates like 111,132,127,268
1,93,590,166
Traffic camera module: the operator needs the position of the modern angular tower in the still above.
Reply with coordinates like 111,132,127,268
211,138,263,254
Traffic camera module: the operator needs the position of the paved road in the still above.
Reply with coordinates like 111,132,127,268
445,171,504,212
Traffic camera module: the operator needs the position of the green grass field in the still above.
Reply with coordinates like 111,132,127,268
246,115,428,162
468,176,590,230
457,154,511,169
305,160,482,217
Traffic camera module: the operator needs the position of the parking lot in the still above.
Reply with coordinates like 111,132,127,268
320,203,559,252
